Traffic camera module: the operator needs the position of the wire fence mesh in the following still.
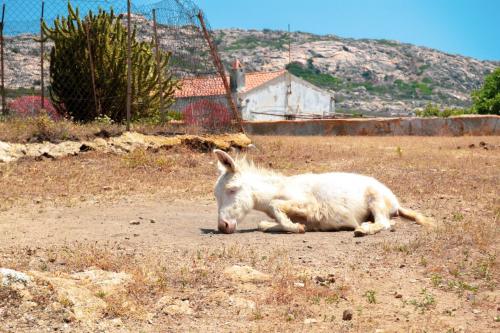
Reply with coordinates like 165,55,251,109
0,0,242,133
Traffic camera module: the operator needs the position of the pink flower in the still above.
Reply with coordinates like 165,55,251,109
7,96,62,120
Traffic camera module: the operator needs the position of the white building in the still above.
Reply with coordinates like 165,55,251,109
173,61,335,121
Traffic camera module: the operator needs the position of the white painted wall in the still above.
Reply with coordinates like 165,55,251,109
239,73,335,121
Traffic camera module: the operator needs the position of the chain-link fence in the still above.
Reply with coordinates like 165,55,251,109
0,0,242,133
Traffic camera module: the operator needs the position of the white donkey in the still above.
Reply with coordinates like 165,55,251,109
213,149,434,236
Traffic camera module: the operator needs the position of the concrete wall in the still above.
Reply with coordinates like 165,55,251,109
240,74,334,121
243,116,500,136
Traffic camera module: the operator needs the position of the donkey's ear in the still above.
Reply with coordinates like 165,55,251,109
213,149,237,173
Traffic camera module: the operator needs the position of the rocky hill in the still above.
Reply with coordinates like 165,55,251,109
214,29,499,115
2,17,498,116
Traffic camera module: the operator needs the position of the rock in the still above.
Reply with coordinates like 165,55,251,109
294,282,305,288
110,318,123,327
0,268,31,286
472,309,481,314
157,296,193,315
342,309,353,321
71,269,132,294
30,271,108,324
129,220,141,225
223,265,270,283
20,301,38,311
228,296,256,312
304,318,318,325
314,276,325,283
394,293,403,299
0,133,252,163
375,329,385,333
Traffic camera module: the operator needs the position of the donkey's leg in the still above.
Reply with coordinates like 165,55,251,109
258,220,286,232
354,188,392,237
269,199,306,233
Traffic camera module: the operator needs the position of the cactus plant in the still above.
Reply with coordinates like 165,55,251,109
42,2,178,122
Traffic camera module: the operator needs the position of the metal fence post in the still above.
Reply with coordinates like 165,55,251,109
152,8,166,123
196,10,245,133
40,1,45,109
0,4,5,115
126,0,132,130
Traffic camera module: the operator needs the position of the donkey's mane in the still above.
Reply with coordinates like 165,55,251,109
234,155,282,177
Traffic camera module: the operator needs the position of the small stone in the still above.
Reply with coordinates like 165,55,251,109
468,144,475,148
110,318,123,327
304,318,318,325
102,186,112,191
375,329,385,333
129,221,140,225
399,264,405,268
466,293,475,302
342,309,353,321
223,265,270,283
394,293,403,299
314,276,325,283
294,282,305,288
472,309,481,314
150,219,156,224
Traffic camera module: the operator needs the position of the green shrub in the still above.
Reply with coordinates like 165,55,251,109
286,61,342,90
416,103,476,117
472,67,500,114
42,3,178,123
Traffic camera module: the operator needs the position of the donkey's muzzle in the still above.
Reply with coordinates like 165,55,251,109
218,220,236,234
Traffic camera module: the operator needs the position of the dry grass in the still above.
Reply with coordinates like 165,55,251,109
0,115,190,144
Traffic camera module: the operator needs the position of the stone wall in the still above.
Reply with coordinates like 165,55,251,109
243,116,500,136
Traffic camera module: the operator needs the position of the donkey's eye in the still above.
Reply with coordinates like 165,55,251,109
226,187,239,194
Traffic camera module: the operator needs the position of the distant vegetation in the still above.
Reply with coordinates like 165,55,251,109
225,34,290,51
472,67,500,114
286,60,434,100
415,103,476,117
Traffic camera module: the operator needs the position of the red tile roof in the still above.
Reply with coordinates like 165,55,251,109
175,70,285,98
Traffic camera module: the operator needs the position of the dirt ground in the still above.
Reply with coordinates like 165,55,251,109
0,135,499,332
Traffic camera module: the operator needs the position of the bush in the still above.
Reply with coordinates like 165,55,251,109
472,68,500,115
7,96,61,120
416,103,476,117
42,3,178,122
182,100,231,130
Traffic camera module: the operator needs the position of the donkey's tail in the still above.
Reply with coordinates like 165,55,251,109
398,207,436,229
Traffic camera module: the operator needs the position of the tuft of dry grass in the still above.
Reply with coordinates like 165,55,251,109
0,115,192,144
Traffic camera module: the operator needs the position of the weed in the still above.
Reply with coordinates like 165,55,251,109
396,146,403,158
452,212,464,222
431,274,443,287
408,289,435,313
364,290,376,304
420,256,428,267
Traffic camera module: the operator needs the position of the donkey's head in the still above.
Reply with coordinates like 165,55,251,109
213,149,255,234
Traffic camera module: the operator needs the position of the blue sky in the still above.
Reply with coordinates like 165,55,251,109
5,0,500,60
194,0,500,61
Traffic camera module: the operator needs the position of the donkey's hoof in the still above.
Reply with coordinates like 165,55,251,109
297,224,306,234
354,228,367,237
